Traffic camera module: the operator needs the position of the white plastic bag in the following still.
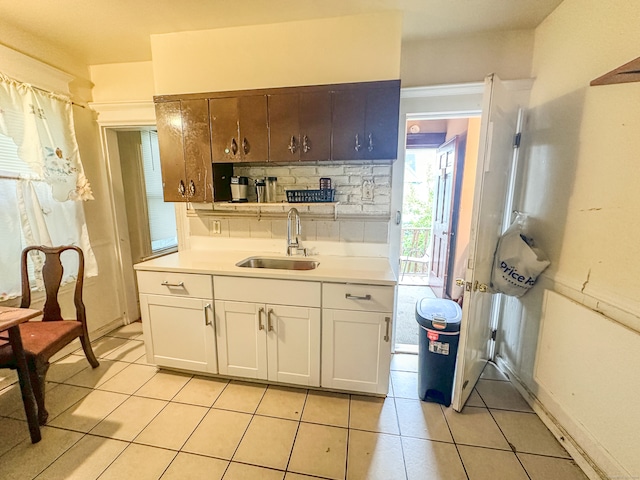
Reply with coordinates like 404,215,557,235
491,216,550,297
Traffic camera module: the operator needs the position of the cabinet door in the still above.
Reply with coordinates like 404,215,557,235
140,294,216,373
299,92,331,162
364,86,401,160
155,101,186,201
331,89,367,160
321,309,392,394
266,305,320,387
238,95,269,162
181,99,213,202
268,93,300,161
210,97,240,163
215,300,267,380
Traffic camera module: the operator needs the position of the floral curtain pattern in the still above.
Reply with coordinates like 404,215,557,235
0,72,98,301
0,72,93,201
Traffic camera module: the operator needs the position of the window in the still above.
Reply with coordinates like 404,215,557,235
0,73,97,302
140,130,177,253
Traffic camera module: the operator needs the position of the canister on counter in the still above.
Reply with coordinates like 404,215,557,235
265,177,277,202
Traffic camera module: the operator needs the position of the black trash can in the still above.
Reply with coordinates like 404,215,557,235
415,298,462,407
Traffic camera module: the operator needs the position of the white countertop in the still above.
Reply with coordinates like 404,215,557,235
134,250,397,286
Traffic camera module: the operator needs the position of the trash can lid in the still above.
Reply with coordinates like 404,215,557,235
415,298,462,332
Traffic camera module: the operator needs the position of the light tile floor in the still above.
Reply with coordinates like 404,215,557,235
0,322,589,480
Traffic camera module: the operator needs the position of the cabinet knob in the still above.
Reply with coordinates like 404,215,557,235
288,136,297,154
178,180,186,197
302,135,311,153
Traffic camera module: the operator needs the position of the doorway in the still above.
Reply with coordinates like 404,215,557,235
100,125,179,323
394,115,482,353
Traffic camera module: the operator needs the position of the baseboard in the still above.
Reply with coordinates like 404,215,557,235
494,356,608,480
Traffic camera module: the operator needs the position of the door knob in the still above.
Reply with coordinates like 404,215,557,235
455,278,465,286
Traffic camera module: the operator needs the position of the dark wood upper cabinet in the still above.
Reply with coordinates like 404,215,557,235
156,80,400,174
210,95,268,163
332,81,401,160
269,91,331,162
155,100,186,202
155,99,230,203
181,99,213,202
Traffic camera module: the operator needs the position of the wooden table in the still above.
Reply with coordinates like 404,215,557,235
0,306,43,443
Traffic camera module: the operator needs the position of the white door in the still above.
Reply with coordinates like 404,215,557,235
452,74,521,411
215,300,268,379
141,294,216,373
266,305,321,386
321,309,392,394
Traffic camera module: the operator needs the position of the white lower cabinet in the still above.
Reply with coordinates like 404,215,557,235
138,271,217,374
321,283,394,394
136,271,395,394
214,276,322,387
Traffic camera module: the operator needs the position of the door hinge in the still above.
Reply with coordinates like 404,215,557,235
513,132,522,148
491,329,497,341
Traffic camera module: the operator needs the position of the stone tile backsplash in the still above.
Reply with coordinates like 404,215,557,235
189,216,389,244
189,161,392,244
233,161,392,215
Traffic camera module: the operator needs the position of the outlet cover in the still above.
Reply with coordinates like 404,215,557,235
212,220,221,235
362,179,374,202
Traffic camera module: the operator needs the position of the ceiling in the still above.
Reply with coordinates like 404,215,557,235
0,0,564,66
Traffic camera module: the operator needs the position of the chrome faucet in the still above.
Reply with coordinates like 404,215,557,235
286,208,306,256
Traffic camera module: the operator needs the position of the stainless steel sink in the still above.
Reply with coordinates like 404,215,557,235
236,256,319,271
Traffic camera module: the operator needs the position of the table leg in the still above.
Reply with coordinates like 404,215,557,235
7,325,41,443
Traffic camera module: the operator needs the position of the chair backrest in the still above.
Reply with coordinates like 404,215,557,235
20,245,86,324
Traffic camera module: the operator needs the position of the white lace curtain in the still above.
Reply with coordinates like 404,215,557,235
0,72,93,200
0,72,97,301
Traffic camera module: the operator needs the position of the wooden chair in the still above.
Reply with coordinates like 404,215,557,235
0,245,99,424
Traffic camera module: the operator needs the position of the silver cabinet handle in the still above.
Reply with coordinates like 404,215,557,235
302,135,310,153
178,180,186,197
188,179,196,197
367,132,374,152
230,138,238,155
345,293,371,300
204,303,211,326
354,133,362,152
242,137,249,155
288,135,297,154
267,308,274,331
384,316,391,342
161,281,184,288
258,307,265,330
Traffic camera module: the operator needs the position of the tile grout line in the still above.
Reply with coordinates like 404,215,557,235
283,388,309,474
439,402,471,480
485,399,533,480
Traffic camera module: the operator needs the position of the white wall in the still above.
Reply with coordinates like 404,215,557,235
151,12,402,95
401,30,534,87
498,0,640,477
90,61,155,103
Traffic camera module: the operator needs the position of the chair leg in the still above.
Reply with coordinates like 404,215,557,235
80,335,100,368
30,360,49,425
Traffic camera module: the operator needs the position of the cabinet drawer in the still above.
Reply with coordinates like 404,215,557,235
137,271,213,298
322,283,395,312
214,276,320,307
